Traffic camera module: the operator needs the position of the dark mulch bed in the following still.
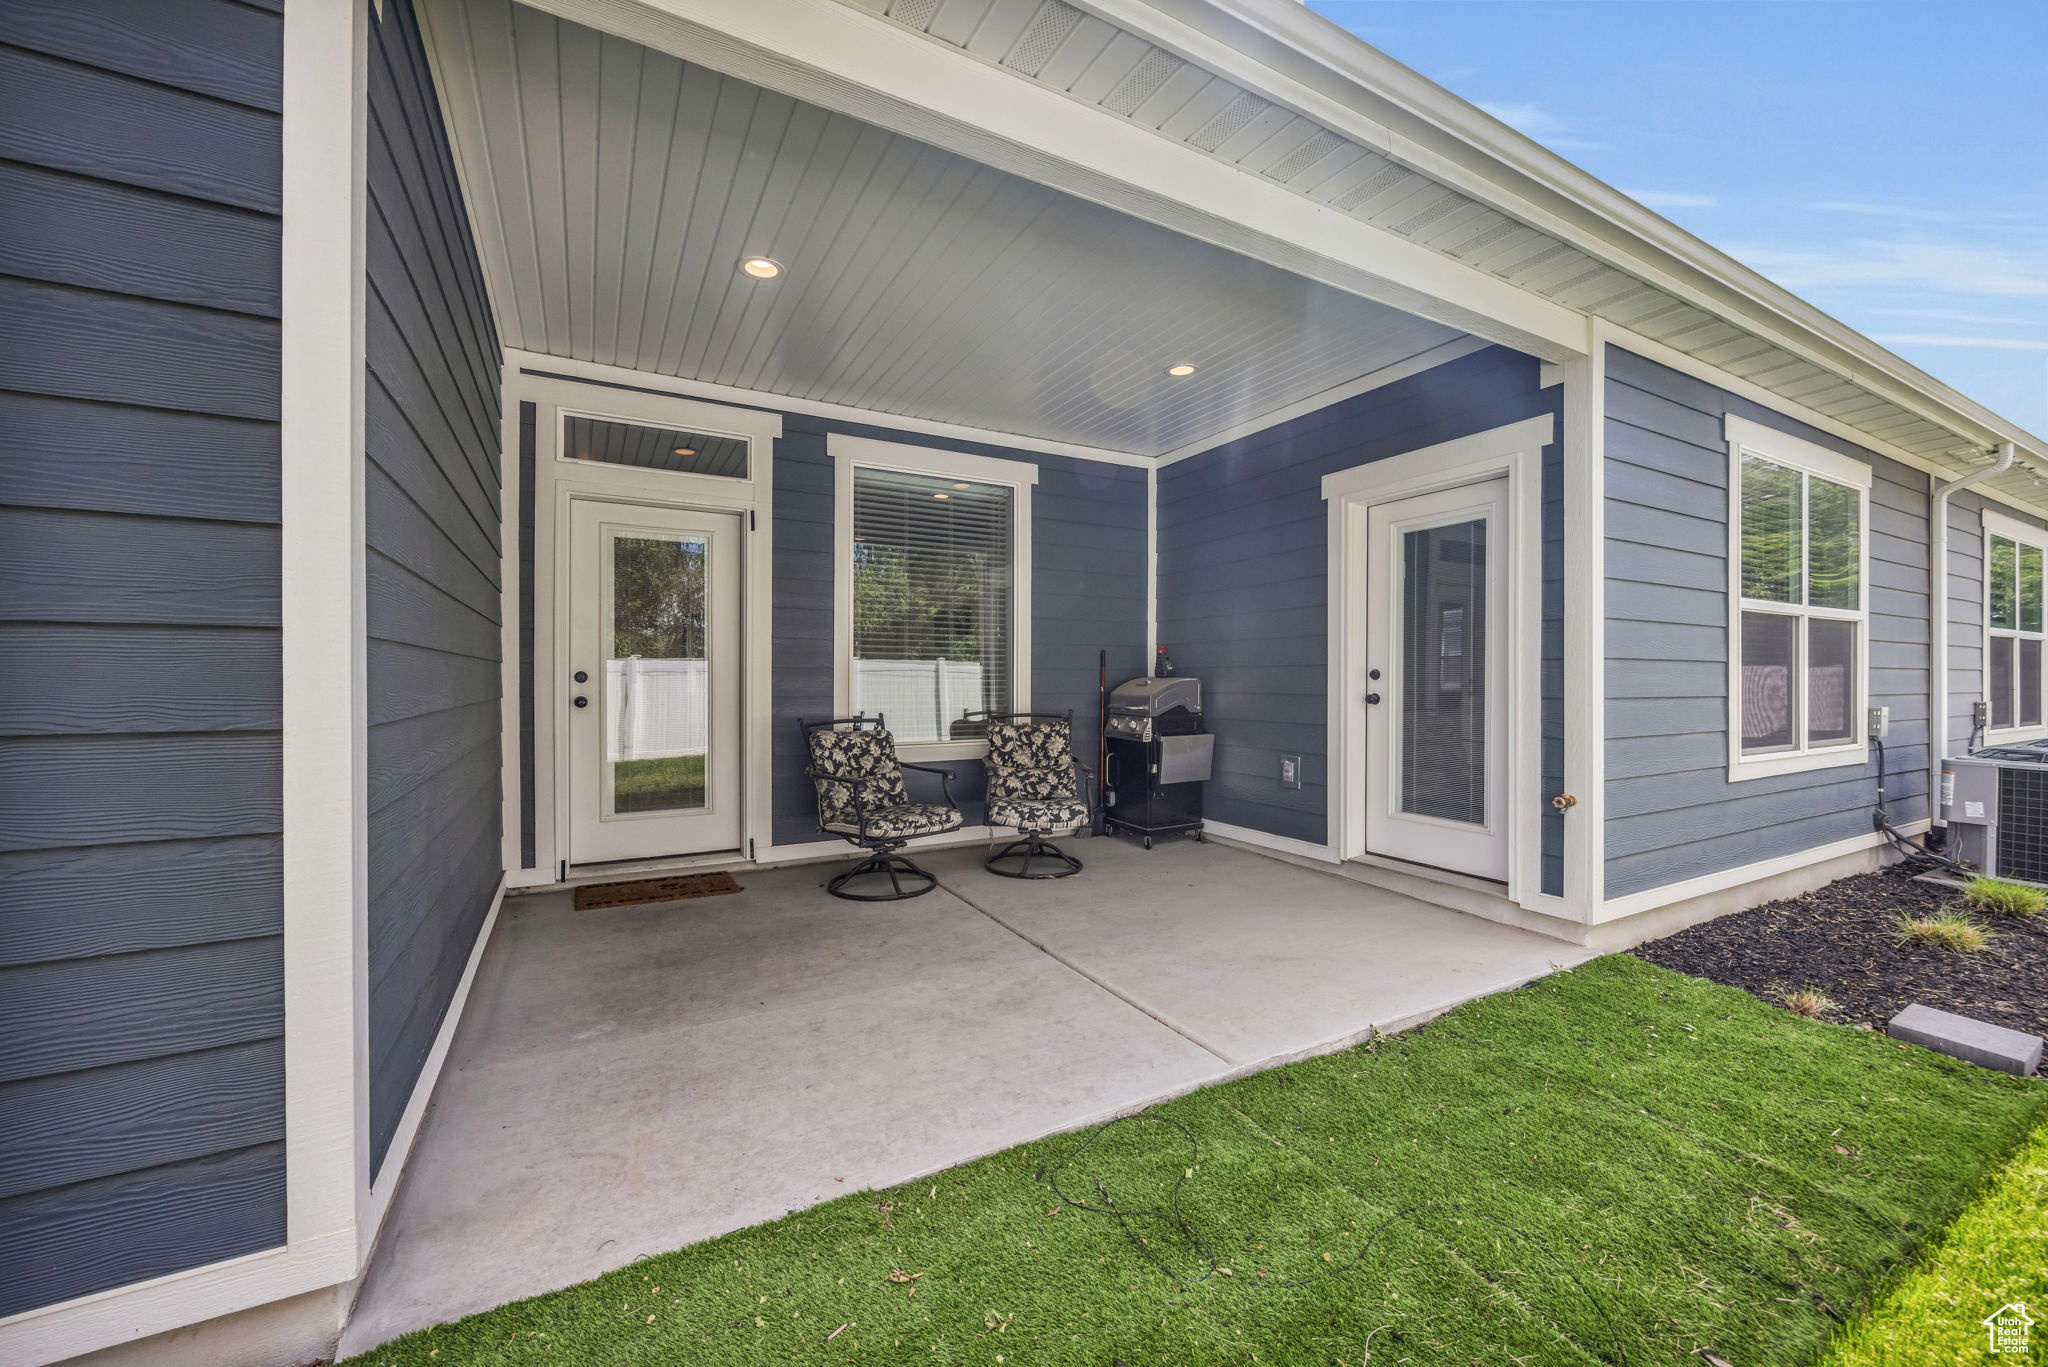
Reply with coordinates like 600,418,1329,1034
1633,866,2048,1042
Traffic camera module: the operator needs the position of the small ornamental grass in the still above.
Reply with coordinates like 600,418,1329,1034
1961,875,2046,918
1893,910,1996,954
1781,987,1836,1018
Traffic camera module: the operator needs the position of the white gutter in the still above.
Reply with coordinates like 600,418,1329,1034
1930,442,2018,834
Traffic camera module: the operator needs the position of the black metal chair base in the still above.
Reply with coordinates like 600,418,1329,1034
985,832,1084,879
827,849,938,901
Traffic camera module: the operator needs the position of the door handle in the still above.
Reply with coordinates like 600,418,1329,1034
573,696,589,709
1364,693,1381,705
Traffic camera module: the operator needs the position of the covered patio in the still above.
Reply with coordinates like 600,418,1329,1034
340,837,1586,1351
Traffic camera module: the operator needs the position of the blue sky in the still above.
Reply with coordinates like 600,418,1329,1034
1309,0,2048,438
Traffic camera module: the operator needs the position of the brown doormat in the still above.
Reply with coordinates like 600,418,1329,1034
573,871,743,910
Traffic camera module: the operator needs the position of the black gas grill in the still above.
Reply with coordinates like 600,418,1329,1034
1102,676,1212,848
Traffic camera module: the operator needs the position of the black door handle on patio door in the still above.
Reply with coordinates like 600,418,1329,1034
573,696,588,708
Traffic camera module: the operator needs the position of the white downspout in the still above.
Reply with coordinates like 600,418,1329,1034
1929,441,2017,839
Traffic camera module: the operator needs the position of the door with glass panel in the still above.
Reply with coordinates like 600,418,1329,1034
1361,480,1510,880
566,500,742,863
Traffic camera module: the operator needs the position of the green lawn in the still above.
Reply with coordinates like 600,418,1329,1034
1819,1118,2047,1366
612,754,704,813
344,957,2045,1367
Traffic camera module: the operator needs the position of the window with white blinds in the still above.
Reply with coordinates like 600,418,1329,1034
848,463,1022,744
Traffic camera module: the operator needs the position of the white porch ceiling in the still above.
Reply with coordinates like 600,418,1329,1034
418,0,1468,457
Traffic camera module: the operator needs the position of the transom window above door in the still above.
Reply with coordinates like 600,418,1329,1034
1726,415,1872,781
561,413,750,479
831,434,1037,756
1983,508,2048,733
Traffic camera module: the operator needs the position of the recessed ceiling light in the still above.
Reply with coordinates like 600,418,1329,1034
952,482,971,489
672,446,697,457
740,256,783,279
932,492,950,499
1165,363,1198,377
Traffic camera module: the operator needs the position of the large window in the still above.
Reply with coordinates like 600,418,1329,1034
1727,416,1871,778
832,436,1036,751
1984,510,2048,733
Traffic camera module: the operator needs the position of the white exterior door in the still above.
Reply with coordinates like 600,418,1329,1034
1361,478,1510,880
567,499,743,863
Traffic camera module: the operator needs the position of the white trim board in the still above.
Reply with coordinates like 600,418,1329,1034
1153,336,1492,467
0,5,374,1362
357,880,506,1251
1200,819,1339,865
503,349,1152,469
0,1232,357,1367
1559,333,1606,919
829,433,1038,762
281,0,373,1273
1594,821,1929,925
1321,412,1565,919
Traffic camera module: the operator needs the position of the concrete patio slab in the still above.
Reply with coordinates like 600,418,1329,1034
932,837,1593,1065
340,837,1587,1356
338,865,1222,1354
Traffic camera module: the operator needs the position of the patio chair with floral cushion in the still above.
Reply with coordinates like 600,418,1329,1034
973,710,1093,879
800,714,963,900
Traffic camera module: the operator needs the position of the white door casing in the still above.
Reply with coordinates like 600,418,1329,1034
567,500,743,862
1360,479,1510,880
1323,412,1557,910
502,363,780,884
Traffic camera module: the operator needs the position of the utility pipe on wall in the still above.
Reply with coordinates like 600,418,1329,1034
1928,441,2017,839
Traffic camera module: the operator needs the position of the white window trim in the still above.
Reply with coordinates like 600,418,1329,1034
830,434,1037,762
1979,506,2048,742
1725,415,1874,781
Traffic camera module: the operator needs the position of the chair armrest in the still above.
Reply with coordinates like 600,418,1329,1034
804,765,876,788
1070,759,1098,815
804,765,881,833
899,761,960,809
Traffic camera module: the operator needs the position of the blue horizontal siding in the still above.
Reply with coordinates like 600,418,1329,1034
1602,344,1929,899
0,0,287,1315
364,0,503,1179
1156,345,1562,883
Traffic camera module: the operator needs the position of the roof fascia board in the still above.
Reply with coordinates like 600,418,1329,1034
1602,321,2048,519
1094,0,2045,464
518,0,1587,360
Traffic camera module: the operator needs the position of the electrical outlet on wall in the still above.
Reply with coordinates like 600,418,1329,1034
1279,754,1302,789
1867,706,1890,740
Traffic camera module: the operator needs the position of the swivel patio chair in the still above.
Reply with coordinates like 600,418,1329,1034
800,714,963,900
974,710,1093,879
